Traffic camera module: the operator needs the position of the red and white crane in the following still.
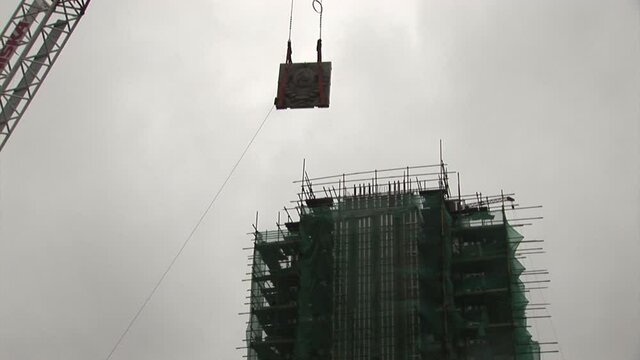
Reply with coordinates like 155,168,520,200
0,0,91,152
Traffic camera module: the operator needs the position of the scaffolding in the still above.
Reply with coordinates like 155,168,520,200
245,163,547,360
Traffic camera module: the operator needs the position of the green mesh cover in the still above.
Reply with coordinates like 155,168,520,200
295,205,334,360
249,189,542,360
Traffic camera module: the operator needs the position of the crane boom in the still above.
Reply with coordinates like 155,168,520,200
0,0,91,152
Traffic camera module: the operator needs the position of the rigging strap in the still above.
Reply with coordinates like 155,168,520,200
316,38,322,63
316,38,328,107
276,40,292,109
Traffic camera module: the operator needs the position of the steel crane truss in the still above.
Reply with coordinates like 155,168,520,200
0,0,90,152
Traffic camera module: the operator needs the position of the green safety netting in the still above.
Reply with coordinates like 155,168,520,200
248,189,540,360
295,205,334,359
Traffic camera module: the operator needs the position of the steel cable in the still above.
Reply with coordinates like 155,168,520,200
312,0,323,39
288,0,294,41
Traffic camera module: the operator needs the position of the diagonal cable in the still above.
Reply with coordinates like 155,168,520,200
105,104,275,360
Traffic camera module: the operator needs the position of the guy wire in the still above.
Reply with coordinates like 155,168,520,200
104,104,275,360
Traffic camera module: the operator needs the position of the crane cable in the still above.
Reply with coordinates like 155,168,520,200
285,0,294,64
287,0,324,50
312,0,323,39
288,0,294,41
289,0,324,40
104,104,275,360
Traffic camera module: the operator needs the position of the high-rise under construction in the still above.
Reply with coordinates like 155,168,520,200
245,163,542,360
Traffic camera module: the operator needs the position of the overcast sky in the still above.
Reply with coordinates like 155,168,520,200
0,0,638,359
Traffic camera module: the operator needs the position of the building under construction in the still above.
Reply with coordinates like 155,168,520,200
245,163,543,360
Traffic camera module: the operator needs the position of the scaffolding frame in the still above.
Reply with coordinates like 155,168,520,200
244,163,551,360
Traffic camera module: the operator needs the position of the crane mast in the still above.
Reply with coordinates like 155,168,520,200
0,0,90,152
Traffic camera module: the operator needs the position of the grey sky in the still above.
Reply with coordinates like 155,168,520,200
0,0,638,359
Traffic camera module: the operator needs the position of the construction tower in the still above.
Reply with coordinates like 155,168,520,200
245,163,543,360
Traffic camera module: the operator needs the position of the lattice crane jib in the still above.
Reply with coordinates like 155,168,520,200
0,0,91,152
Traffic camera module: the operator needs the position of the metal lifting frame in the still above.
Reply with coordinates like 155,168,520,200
0,0,91,152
